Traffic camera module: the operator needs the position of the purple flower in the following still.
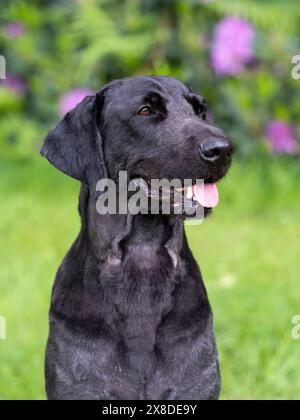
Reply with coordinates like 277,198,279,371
59,88,94,117
266,121,298,154
211,17,255,76
5,22,25,39
0,75,27,96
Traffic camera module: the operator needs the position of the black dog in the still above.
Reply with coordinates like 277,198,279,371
41,76,232,400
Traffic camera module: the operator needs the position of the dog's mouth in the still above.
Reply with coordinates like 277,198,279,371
185,181,219,209
129,176,221,213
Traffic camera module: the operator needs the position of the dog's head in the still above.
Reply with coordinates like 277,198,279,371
41,76,233,213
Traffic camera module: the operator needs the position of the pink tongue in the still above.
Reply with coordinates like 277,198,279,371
193,183,219,208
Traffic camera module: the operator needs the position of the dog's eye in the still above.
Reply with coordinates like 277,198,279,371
138,106,152,116
195,106,207,120
188,95,208,121
198,110,207,121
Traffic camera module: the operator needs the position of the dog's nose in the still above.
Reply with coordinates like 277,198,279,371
200,138,233,163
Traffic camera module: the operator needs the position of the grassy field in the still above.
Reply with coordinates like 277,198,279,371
0,155,300,400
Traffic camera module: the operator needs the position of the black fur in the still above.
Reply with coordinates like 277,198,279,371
41,76,232,400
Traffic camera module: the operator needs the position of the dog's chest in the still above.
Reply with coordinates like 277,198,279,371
107,245,176,363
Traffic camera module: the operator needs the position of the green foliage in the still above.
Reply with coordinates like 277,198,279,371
0,0,300,157
1,0,300,159
210,0,300,34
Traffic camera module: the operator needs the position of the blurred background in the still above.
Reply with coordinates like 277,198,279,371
0,0,300,400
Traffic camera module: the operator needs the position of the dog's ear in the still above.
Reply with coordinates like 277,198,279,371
40,91,107,185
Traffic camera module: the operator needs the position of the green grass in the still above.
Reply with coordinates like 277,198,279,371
0,156,300,400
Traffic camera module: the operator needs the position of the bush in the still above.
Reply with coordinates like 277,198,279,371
0,0,299,160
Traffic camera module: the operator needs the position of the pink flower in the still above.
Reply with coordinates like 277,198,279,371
59,88,94,117
211,17,255,76
0,75,27,96
5,22,25,39
266,121,298,154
